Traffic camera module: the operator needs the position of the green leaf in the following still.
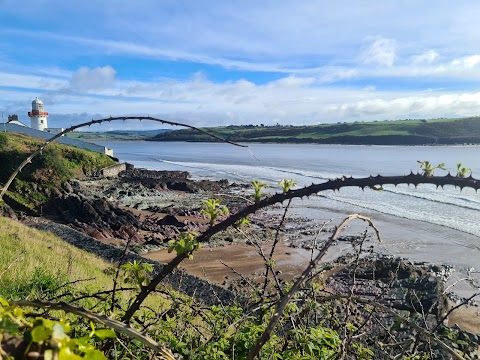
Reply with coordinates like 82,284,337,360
83,349,108,360
0,296,9,307
31,324,50,343
93,329,116,340
58,347,83,360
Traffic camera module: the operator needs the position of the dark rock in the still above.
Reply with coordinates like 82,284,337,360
120,168,230,193
157,215,185,227
62,182,73,193
0,202,17,220
44,193,142,242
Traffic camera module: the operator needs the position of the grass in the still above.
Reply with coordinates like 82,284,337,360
0,132,116,210
0,217,113,299
0,217,168,313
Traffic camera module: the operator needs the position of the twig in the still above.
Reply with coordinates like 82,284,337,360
0,250,25,278
111,235,135,312
220,260,259,294
260,199,292,298
433,292,480,333
44,277,96,300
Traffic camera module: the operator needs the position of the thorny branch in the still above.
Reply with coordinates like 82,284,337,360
0,116,246,202
11,299,175,359
122,173,480,329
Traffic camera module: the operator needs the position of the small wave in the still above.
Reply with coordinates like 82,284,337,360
323,194,480,240
264,166,331,181
383,186,480,212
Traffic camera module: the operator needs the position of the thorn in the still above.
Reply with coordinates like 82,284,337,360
409,171,414,176
468,174,474,179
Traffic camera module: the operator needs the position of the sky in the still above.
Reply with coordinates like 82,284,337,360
2,1,480,130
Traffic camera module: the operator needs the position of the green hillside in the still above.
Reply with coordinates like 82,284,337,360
0,132,116,212
67,128,171,140
148,117,480,145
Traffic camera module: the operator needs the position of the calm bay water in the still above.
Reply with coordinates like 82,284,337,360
97,141,480,290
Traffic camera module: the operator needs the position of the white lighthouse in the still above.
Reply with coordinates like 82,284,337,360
28,97,49,131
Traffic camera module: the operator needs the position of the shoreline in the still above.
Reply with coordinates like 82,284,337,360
34,165,480,335
74,167,480,298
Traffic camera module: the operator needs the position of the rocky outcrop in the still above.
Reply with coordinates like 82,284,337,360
0,202,17,220
327,256,446,316
120,168,230,193
45,192,142,242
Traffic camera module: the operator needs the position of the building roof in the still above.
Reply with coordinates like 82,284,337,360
32,96,44,106
6,119,27,127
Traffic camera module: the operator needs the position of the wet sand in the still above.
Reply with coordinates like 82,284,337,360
144,242,315,285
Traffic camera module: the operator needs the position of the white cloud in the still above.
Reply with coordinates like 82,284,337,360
411,50,439,65
0,72,66,90
69,66,117,91
360,38,396,67
451,55,480,69
4,64,480,129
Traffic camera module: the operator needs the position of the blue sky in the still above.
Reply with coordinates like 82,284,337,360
2,1,480,130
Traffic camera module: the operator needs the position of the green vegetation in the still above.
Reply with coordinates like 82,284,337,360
149,116,480,145
0,132,115,211
0,217,173,359
417,161,446,177
201,198,230,226
67,129,171,141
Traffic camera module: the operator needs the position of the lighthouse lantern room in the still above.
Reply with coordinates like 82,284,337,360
28,97,49,131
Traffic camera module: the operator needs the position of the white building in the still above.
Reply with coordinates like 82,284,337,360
28,97,49,131
4,98,113,156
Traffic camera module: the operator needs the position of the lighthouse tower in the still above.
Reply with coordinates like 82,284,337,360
28,97,49,131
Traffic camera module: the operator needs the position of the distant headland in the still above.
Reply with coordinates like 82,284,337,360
147,117,480,145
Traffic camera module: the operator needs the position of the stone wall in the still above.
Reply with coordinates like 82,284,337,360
4,124,113,156
96,163,127,178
